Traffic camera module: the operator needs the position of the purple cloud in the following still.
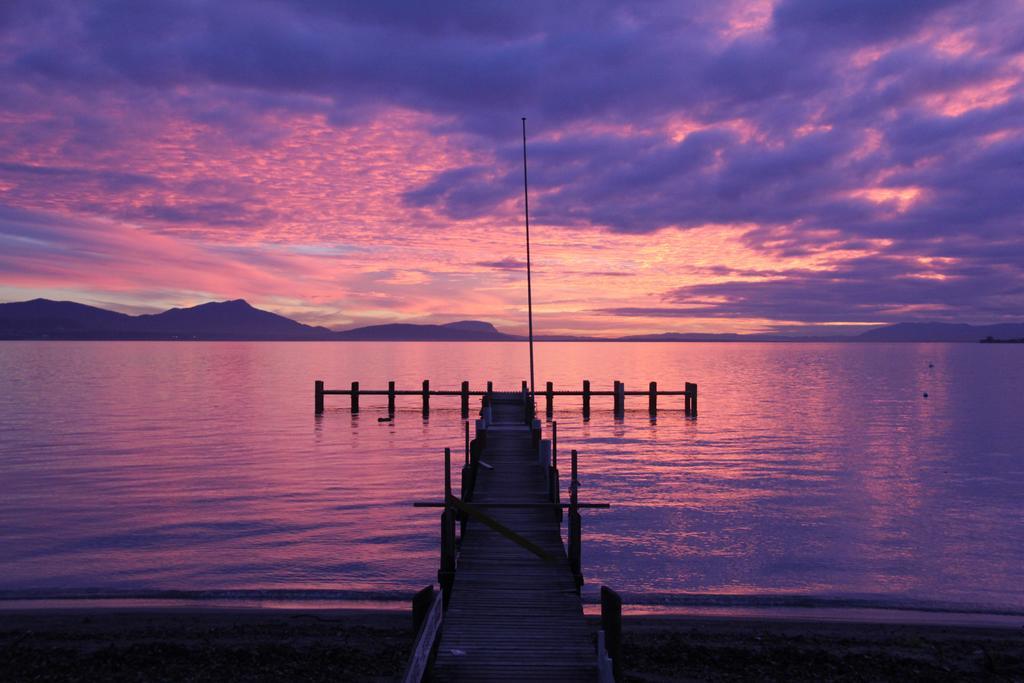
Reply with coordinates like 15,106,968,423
2,0,1024,325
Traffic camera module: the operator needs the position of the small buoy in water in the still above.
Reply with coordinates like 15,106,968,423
378,416,392,422
928,363,934,368
923,392,929,398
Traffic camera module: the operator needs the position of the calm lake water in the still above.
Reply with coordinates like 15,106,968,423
1,341,1022,614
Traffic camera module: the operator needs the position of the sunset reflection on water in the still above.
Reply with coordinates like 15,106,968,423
0,341,1021,613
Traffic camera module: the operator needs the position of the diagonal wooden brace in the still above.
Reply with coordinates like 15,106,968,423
446,494,560,565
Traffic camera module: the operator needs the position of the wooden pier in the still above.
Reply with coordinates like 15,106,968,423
315,379,697,418
403,391,621,682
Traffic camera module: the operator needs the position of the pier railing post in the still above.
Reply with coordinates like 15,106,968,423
568,448,583,591
412,585,435,633
545,381,554,418
461,380,469,418
551,421,557,468
601,586,623,682
422,379,430,417
649,381,657,416
351,381,359,413
550,421,561,520
314,380,324,414
691,382,698,416
444,447,451,499
439,447,455,606
487,381,493,399
532,418,541,451
460,435,471,537
388,380,396,415
582,380,591,419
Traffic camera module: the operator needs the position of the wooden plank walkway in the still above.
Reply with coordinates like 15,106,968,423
430,395,596,682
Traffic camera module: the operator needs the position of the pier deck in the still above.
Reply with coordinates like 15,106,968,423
430,395,595,681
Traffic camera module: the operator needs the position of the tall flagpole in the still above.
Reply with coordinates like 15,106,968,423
521,117,536,403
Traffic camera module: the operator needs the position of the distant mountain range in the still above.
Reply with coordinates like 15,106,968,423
0,299,513,341
2,298,1023,342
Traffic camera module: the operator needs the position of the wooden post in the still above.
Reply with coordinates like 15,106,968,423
412,585,435,632
532,418,541,450
314,380,324,414
691,382,698,417
569,448,582,590
351,380,359,413
444,447,451,499
388,380,395,415
439,448,455,606
582,379,591,419
461,380,469,418
649,381,657,415
487,380,493,397
439,506,455,606
551,421,557,468
545,381,554,417
422,379,430,416
465,420,470,465
551,421,560,519
601,586,623,682
614,380,624,416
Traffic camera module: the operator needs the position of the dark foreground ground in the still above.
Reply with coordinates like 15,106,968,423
1,607,1022,681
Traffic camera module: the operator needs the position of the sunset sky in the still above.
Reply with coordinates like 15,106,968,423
1,1,1023,336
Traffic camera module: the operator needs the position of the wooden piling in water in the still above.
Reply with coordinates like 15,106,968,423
388,380,396,415
351,381,359,413
613,380,624,416
583,379,591,418
545,380,554,417
568,448,582,590
422,379,430,416
649,381,657,415
439,447,455,605
314,380,324,414
551,421,561,521
685,381,698,416
461,380,470,417
551,421,557,468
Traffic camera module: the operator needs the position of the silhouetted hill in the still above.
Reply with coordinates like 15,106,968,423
3,299,1024,342
0,298,330,340
132,300,331,339
856,322,1024,342
0,299,135,338
333,320,514,341
620,332,750,342
0,299,512,340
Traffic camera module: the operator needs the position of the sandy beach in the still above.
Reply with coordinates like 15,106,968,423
2,606,1023,681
